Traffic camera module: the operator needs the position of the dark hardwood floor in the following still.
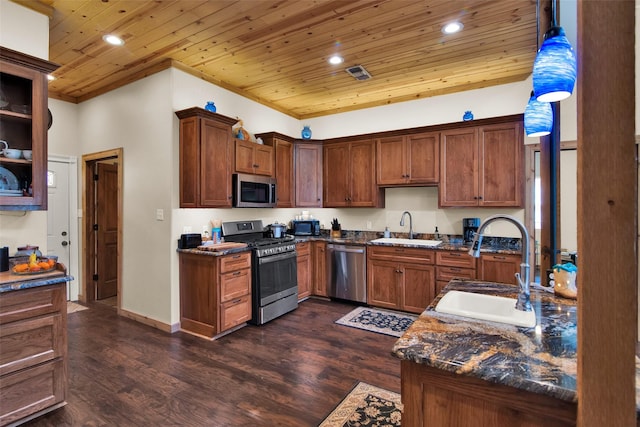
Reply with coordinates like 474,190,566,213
26,298,401,426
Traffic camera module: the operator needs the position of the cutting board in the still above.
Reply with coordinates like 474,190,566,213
197,242,248,252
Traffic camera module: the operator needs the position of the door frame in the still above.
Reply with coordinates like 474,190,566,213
81,148,123,311
48,154,79,300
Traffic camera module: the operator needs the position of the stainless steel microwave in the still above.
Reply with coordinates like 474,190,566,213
232,173,277,208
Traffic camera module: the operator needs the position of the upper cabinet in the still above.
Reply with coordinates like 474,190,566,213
175,107,237,208
256,132,294,208
376,131,439,186
295,142,322,207
323,139,383,207
234,139,274,177
439,120,523,207
0,47,59,211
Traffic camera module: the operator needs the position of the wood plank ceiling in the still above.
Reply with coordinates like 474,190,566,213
22,0,540,119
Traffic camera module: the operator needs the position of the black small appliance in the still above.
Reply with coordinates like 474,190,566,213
462,218,481,245
291,219,320,236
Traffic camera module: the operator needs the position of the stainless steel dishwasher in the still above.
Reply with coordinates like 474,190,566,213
327,243,367,303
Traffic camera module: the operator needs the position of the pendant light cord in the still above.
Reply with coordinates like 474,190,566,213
551,0,557,27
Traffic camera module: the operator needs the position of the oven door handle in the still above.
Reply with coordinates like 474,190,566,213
258,251,297,265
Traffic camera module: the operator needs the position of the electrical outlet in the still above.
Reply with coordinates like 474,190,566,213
183,226,192,233
156,209,164,221
366,221,372,230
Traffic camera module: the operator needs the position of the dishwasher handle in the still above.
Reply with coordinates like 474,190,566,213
327,244,365,254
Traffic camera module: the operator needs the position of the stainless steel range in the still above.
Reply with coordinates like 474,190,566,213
221,220,298,325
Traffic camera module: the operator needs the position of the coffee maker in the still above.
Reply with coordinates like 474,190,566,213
462,218,480,245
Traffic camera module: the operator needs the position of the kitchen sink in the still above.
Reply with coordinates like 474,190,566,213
370,237,442,247
435,290,536,327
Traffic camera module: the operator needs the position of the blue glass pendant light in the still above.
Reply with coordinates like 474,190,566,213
532,0,577,103
524,91,552,137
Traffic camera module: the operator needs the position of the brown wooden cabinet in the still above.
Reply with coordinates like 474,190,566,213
367,246,435,314
439,120,523,207
401,361,576,427
435,251,477,294
274,138,294,207
179,251,252,339
323,139,383,207
376,132,439,186
0,283,67,425
296,241,311,300
295,143,323,207
312,241,327,297
0,47,59,211
235,139,274,177
478,253,521,285
175,108,237,208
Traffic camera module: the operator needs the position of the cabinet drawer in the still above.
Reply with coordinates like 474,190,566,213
220,269,251,302
220,295,251,331
0,313,65,376
0,358,65,426
368,246,434,264
296,241,311,256
435,251,476,269
219,252,251,274
436,266,476,282
0,285,64,325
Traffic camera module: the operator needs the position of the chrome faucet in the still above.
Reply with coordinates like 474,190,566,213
468,214,532,312
400,211,414,239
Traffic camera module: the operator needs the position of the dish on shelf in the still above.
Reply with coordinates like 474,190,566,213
9,104,31,114
0,166,19,191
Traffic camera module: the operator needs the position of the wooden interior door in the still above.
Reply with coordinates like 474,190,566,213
95,162,118,300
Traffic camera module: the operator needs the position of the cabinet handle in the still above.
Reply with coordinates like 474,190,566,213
394,248,405,252
450,267,461,272
232,255,241,259
493,256,506,260
478,196,483,200
449,252,461,257
232,298,242,304
233,271,241,276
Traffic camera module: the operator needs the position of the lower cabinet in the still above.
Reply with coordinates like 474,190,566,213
401,361,576,427
367,246,435,314
312,241,327,297
435,251,476,294
296,241,311,300
478,253,521,284
179,251,252,339
0,283,67,426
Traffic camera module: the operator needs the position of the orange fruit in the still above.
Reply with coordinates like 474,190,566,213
38,262,50,270
29,265,41,272
48,259,55,267
13,263,29,272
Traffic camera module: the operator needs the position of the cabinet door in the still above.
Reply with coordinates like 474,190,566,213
402,263,435,313
295,143,322,207
376,136,407,185
297,252,311,300
478,254,521,284
367,259,401,310
349,139,378,206
407,132,439,184
179,116,200,208
323,143,350,207
312,241,327,296
275,139,294,207
234,139,256,174
200,119,233,207
439,128,478,206
254,144,274,176
478,122,524,207
0,54,55,210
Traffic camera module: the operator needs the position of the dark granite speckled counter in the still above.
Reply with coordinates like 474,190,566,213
393,279,578,402
176,246,251,257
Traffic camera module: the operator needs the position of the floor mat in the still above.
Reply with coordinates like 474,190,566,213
67,301,88,314
318,382,402,427
335,306,417,337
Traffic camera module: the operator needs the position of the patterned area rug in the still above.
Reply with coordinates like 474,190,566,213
319,382,402,427
67,301,88,314
335,306,417,337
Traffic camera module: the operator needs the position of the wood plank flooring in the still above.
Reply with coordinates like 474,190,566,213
25,298,401,426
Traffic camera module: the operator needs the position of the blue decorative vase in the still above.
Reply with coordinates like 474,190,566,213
463,110,474,121
205,101,217,112
301,125,312,139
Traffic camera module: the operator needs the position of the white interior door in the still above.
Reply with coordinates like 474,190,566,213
47,159,72,300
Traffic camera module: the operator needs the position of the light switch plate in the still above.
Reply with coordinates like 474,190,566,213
156,209,164,221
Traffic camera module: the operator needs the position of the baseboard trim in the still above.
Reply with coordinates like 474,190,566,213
118,307,178,333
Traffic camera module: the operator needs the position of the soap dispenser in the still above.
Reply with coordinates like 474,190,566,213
384,227,391,238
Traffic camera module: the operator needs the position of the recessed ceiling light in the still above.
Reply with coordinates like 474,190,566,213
442,21,463,34
328,55,344,65
103,34,124,46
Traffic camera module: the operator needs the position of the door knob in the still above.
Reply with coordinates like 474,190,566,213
61,241,68,247
61,231,67,236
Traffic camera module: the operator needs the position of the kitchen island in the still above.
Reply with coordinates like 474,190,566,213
393,279,578,426
0,266,73,426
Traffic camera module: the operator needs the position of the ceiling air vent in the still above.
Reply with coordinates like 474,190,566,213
345,65,372,81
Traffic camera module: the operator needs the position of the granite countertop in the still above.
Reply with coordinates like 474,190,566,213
0,268,74,293
392,279,578,402
176,246,252,257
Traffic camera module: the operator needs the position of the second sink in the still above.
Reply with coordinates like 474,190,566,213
370,237,442,247
435,290,536,327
